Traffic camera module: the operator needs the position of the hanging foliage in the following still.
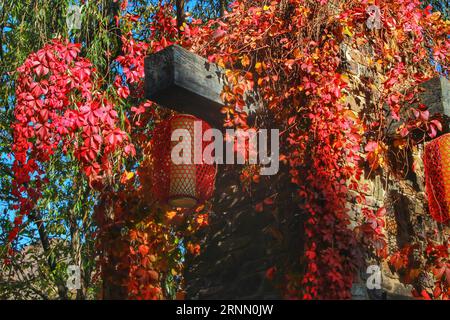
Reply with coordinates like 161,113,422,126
4,0,450,300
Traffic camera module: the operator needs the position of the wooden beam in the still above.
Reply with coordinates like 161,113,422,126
145,45,226,128
420,76,450,117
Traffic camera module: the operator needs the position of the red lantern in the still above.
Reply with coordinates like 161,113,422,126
151,114,217,208
423,133,450,223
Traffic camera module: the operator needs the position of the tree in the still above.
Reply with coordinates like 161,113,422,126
190,0,230,19
0,0,104,299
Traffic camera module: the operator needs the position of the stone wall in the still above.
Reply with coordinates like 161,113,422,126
343,40,450,299
184,42,450,299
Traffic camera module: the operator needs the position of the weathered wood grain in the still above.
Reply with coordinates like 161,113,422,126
145,45,226,128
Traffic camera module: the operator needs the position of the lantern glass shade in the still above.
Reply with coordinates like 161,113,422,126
151,114,216,209
424,133,450,223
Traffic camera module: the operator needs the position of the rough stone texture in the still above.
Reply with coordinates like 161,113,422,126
420,77,450,116
345,56,449,299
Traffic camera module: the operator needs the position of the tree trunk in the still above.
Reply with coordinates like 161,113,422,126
29,212,69,300
220,0,226,17
176,0,185,31
97,192,129,300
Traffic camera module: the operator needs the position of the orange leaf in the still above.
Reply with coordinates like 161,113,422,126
434,286,442,299
255,202,264,213
120,171,135,183
265,267,276,280
240,55,250,67
288,116,297,126
138,245,149,256
195,204,205,213
421,290,432,300
148,270,159,282
166,211,177,220
130,230,137,241
255,62,264,74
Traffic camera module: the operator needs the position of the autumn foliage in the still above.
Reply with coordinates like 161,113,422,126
7,0,450,299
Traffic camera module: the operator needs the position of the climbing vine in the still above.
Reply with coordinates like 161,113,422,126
6,0,450,299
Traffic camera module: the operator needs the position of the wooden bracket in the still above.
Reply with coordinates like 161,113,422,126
145,45,226,128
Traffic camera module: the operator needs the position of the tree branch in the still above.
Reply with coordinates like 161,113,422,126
28,211,68,299
176,0,186,32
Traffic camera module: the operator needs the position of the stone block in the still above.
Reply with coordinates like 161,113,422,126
420,77,450,116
